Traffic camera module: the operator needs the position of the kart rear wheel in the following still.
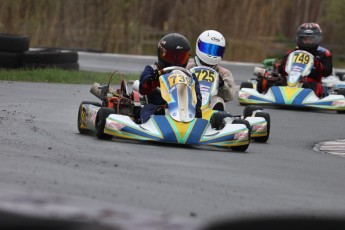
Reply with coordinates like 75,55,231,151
95,107,116,139
253,111,270,142
243,105,264,118
239,82,254,105
335,72,345,81
230,119,250,152
240,82,253,89
78,101,101,134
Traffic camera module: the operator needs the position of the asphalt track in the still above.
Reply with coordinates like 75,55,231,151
0,53,344,229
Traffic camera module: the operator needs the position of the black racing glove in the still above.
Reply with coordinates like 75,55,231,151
148,69,162,82
219,77,225,88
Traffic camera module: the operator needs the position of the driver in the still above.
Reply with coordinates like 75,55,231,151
277,22,333,97
139,33,202,123
187,30,236,110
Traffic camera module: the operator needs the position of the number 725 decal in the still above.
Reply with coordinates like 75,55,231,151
194,69,216,82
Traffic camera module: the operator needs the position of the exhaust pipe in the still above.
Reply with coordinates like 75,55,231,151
90,83,104,100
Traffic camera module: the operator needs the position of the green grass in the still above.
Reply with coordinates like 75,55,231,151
0,68,139,84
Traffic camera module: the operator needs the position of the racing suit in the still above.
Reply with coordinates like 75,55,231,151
277,46,333,97
187,58,236,110
139,62,202,123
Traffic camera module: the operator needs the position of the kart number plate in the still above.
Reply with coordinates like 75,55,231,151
194,69,216,83
168,74,192,87
293,52,312,65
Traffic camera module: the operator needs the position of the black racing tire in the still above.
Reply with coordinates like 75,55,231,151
335,72,345,81
213,102,224,111
78,101,102,134
0,34,29,52
253,111,270,142
230,119,251,152
0,51,23,68
23,62,80,70
243,105,264,118
338,88,345,96
239,82,254,105
210,112,225,130
95,107,116,139
23,49,78,64
240,82,253,89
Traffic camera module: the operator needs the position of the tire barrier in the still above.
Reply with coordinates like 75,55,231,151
0,34,79,70
0,34,29,52
23,49,79,70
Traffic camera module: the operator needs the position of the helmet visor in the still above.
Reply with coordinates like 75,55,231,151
198,40,225,57
298,35,321,47
162,50,190,66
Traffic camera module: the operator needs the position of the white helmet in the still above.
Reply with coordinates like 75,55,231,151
195,30,226,66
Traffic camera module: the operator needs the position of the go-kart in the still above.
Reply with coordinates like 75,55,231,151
189,66,270,142
238,50,345,113
78,66,251,152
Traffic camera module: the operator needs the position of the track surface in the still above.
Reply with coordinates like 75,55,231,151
0,54,345,225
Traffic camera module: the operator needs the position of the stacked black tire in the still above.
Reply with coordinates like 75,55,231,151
0,34,29,68
0,34,79,70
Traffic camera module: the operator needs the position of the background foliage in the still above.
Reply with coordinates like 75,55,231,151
1,0,344,64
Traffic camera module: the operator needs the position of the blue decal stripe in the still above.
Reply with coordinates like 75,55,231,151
185,119,208,144
291,89,312,104
304,100,334,106
247,95,273,103
271,87,284,103
153,116,178,143
105,128,156,141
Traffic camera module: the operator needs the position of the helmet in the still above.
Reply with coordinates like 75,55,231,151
195,30,226,66
296,23,322,51
157,33,191,68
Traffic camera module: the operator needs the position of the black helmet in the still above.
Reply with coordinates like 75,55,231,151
157,33,191,68
296,23,322,52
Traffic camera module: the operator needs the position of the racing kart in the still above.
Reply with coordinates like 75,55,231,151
78,66,251,152
189,66,270,142
238,50,345,113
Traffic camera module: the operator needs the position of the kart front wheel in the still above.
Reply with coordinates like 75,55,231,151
253,111,270,142
95,107,116,139
243,105,264,118
230,119,250,152
240,82,253,90
78,101,101,134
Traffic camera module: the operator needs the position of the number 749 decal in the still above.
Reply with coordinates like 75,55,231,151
293,52,312,64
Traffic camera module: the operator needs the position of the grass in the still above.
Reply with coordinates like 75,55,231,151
0,68,139,84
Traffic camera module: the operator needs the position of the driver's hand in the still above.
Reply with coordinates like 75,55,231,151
149,69,160,81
